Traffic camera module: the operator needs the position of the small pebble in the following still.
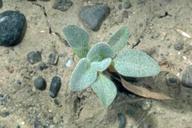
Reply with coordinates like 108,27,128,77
118,113,126,128
27,51,42,64
52,0,73,12
118,4,122,10
0,0,2,8
48,52,59,65
34,76,46,90
16,125,21,128
174,42,184,51
0,94,8,105
141,100,152,110
49,76,61,98
0,111,10,118
64,57,73,68
122,0,131,9
0,11,26,46
122,10,129,18
79,4,110,31
166,73,180,86
54,98,62,107
37,62,48,71
182,65,192,88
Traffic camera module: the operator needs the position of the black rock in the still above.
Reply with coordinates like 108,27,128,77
0,0,2,8
182,65,192,88
27,51,42,64
174,42,184,51
0,11,26,46
166,73,180,86
49,76,61,98
34,76,46,90
52,0,73,12
79,4,110,31
48,52,59,65
118,113,126,128
0,111,10,118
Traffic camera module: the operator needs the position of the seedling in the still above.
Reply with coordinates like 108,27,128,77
63,25,160,107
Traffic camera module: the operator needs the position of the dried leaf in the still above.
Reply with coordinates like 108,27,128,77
120,77,172,100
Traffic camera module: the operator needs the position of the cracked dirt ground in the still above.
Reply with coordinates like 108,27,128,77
1,0,192,128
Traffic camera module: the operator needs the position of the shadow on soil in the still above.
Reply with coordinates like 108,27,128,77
104,71,191,128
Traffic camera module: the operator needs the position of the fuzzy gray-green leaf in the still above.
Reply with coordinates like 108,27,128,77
91,58,112,72
91,73,117,107
87,43,114,62
70,58,97,91
108,26,129,53
113,49,160,77
63,25,89,58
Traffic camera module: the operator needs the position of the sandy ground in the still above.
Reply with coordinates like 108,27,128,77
0,0,192,128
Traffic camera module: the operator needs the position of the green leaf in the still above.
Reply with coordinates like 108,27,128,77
70,58,97,91
91,73,117,107
108,26,129,53
113,49,160,77
87,43,114,62
91,58,112,72
63,25,89,58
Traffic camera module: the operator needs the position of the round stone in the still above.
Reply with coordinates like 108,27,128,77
182,65,192,88
174,42,184,51
48,52,59,65
49,76,61,98
0,11,26,46
52,0,73,12
79,4,110,31
166,73,180,86
27,51,42,64
34,76,46,90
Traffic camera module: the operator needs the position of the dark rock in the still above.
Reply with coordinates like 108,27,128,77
0,111,10,118
122,10,129,18
79,4,110,31
15,125,21,128
182,65,192,88
0,11,26,46
122,0,131,9
48,52,59,65
27,51,42,64
52,0,73,12
0,0,2,8
34,117,43,128
54,98,62,107
174,42,184,51
49,76,61,98
118,113,126,128
34,76,46,90
0,94,8,105
166,73,180,86
118,3,122,10
37,62,48,71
